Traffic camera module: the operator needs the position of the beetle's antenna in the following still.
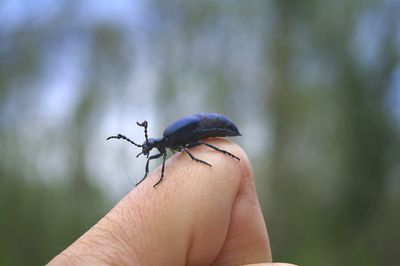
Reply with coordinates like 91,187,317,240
137,121,149,144
106,134,142,147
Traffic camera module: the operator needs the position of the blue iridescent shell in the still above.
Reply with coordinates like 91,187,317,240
163,113,241,145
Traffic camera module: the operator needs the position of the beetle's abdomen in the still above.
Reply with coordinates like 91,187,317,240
163,113,241,145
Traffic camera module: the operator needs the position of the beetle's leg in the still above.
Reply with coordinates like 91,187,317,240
136,152,163,186
106,134,141,147
153,151,167,187
182,147,212,167
188,141,240,161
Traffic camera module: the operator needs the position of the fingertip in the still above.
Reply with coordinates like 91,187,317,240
175,138,253,187
49,138,266,266
137,138,248,193
108,138,249,264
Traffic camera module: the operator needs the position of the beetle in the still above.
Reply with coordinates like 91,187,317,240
107,113,241,187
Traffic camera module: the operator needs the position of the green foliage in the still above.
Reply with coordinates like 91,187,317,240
0,0,399,265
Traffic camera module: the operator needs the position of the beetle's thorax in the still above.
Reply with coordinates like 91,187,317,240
141,137,164,155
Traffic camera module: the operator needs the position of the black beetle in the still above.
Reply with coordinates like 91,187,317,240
107,113,241,187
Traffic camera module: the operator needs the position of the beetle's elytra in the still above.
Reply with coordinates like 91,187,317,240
107,113,241,187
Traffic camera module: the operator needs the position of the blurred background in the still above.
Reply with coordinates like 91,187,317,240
1,0,400,265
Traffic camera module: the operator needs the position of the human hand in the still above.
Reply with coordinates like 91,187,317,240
49,139,296,265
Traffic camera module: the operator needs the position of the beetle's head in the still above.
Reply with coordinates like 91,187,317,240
141,138,157,156
107,120,163,158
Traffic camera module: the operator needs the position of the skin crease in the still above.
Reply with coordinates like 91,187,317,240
48,139,297,266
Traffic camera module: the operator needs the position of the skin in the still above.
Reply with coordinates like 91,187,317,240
48,139,296,266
